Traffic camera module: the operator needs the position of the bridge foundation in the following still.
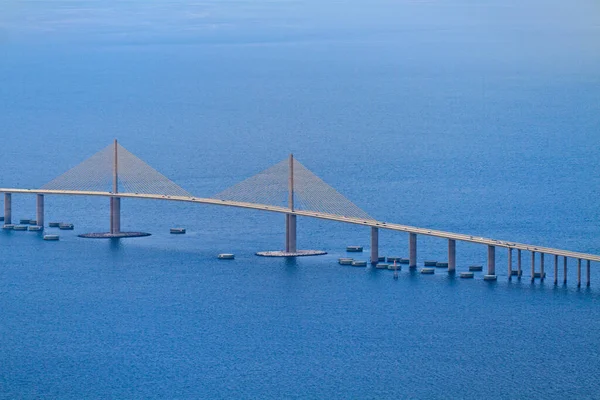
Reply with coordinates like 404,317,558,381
4,193,11,225
36,194,44,228
370,227,378,265
448,239,456,273
540,253,545,281
577,258,581,288
409,233,417,269
487,245,496,275
564,257,568,285
285,214,297,253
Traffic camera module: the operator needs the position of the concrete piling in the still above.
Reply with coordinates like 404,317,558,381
508,248,513,281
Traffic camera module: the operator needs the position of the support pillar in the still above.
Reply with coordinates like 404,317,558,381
409,233,417,269
110,197,121,234
285,214,297,253
4,193,11,225
577,258,581,288
563,257,568,285
508,248,513,281
36,194,44,228
554,255,558,285
517,249,522,279
531,251,536,283
487,245,496,275
285,153,296,253
448,239,456,273
540,253,545,281
110,139,121,235
587,260,591,287
370,227,379,265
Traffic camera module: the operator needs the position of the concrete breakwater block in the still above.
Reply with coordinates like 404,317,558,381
351,260,367,267
218,253,235,260
460,272,474,279
375,263,388,269
424,261,437,267
387,264,401,271
469,265,483,272
435,262,449,268
48,222,60,228
346,246,363,252
256,250,327,257
421,268,435,274
43,235,59,241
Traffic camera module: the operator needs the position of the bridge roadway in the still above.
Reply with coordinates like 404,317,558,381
2,188,599,263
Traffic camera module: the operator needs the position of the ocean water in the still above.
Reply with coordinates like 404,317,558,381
1,1,600,398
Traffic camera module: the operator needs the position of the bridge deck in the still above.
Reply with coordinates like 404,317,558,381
2,188,599,263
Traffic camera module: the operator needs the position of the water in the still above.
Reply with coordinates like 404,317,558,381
1,1,600,398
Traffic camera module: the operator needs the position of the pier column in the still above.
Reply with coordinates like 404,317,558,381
370,227,379,265
577,259,581,288
487,245,496,275
36,194,44,228
409,233,417,269
540,253,545,281
554,255,558,285
4,193,11,225
517,249,522,279
110,197,121,234
508,248,513,281
285,214,297,253
110,139,121,235
448,239,456,273
285,153,297,253
563,257,568,285
587,260,591,287
531,252,536,283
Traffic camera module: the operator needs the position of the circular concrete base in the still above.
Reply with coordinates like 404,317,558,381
256,250,327,257
78,232,151,239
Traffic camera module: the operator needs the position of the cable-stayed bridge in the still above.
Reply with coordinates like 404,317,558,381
1,140,598,286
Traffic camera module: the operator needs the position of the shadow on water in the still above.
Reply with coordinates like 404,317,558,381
109,238,122,252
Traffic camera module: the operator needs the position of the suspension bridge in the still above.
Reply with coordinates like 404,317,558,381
1,140,598,286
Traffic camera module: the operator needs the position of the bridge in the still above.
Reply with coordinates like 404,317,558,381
1,140,597,287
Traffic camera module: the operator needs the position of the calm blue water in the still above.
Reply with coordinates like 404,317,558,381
2,1,600,398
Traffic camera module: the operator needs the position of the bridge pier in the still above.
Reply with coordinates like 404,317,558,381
110,197,121,234
563,257,568,285
554,254,558,285
531,251,536,283
4,193,11,225
409,233,417,269
487,245,496,275
448,239,456,273
285,214,297,253
540,253,545,281
587,260,591,287
517,249,522,279
577,258,581,288
508,248,513,281
370,227,378,265
36,194,44,228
